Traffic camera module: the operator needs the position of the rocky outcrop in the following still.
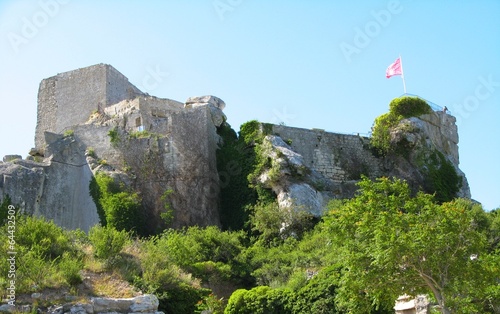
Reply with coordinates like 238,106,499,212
0,294,163,314
0,64,471,233
252,111,470,218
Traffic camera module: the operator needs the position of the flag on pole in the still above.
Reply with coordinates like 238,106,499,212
386,57,402,78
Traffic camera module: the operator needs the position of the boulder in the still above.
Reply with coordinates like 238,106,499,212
91,294,159,313
185,95,226,110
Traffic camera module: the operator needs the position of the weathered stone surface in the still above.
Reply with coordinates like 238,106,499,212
0,294,162,314
277,183,327,217
394,294,429,314
35,64,144,151
256,111,470,217
0,66,223,232
185,95,226,110
2,155,21,162
0,304,15,313
91,294,158,313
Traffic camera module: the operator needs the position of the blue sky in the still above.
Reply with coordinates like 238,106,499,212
1,0,499,210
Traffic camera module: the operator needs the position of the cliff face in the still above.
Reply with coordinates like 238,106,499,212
252,111,470,217
0,65,471,233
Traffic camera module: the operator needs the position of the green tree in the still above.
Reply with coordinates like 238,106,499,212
325,177,499,314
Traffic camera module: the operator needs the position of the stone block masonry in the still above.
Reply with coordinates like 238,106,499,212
1,64,224,232
35,64,143,151
272,125,382,182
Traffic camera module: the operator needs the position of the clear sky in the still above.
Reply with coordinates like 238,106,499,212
1,0,499,210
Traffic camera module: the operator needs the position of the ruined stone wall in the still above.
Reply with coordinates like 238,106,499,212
272,125,382,182
0,136,100,232
168,106,221,227
35,64,142,151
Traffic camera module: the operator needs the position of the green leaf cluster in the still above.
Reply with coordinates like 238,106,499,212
424,151,462,203
89,172,145,235
0,216,84,292
88,224,129,260
326,177,499,313
371,96,431,155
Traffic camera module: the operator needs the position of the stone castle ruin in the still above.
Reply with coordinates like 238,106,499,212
0,64,470,233
2,64,224,232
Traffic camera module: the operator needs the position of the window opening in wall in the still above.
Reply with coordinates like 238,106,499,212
136,117,144,131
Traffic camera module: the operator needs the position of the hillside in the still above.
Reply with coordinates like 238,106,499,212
1,65,499,314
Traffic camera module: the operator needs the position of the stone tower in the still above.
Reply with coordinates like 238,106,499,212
35,64,143,151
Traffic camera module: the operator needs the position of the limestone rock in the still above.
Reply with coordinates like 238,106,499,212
0,304,15,313
2,155,22,162
185,95,226,110
277,183,327,217
91,294,159,313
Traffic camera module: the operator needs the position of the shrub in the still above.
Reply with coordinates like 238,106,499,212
63,129,74,137
389,96,432,118
135,236,211,314
160,226,251,285
371,96,432,155
15,215,72,259
0,216,83,292
58,252,83,285
291,266,341,314
108,126,120,146
88,225,129,260
89,172,145,234
224,286,293,314
424,151,461,203
0,195,12,224
129,130,155,139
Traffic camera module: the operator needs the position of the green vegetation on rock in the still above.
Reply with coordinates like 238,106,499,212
371,96,431,155
89,172,145,235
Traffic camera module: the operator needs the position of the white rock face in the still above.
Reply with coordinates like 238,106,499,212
185,95,226,110
91,294,159,313
404,112,459,165
277,183,327,217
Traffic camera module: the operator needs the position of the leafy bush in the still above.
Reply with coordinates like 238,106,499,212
58,252,83,285
63,129,74,137
89,172,145,234
389,96,432,118
129,130,155,139
293,265,341,314
224,286,293,314
0,216,83,292
160,226,252,286
249,201,316,246
88,225,129,260
15,215,72,259
424,151,461,203
136,236,211,314
0,195,12,224
108,126,120,146
371,96,431,155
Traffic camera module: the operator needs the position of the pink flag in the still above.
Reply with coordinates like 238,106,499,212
386,57,402,78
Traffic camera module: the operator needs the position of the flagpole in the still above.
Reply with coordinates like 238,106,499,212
400,55,407,94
